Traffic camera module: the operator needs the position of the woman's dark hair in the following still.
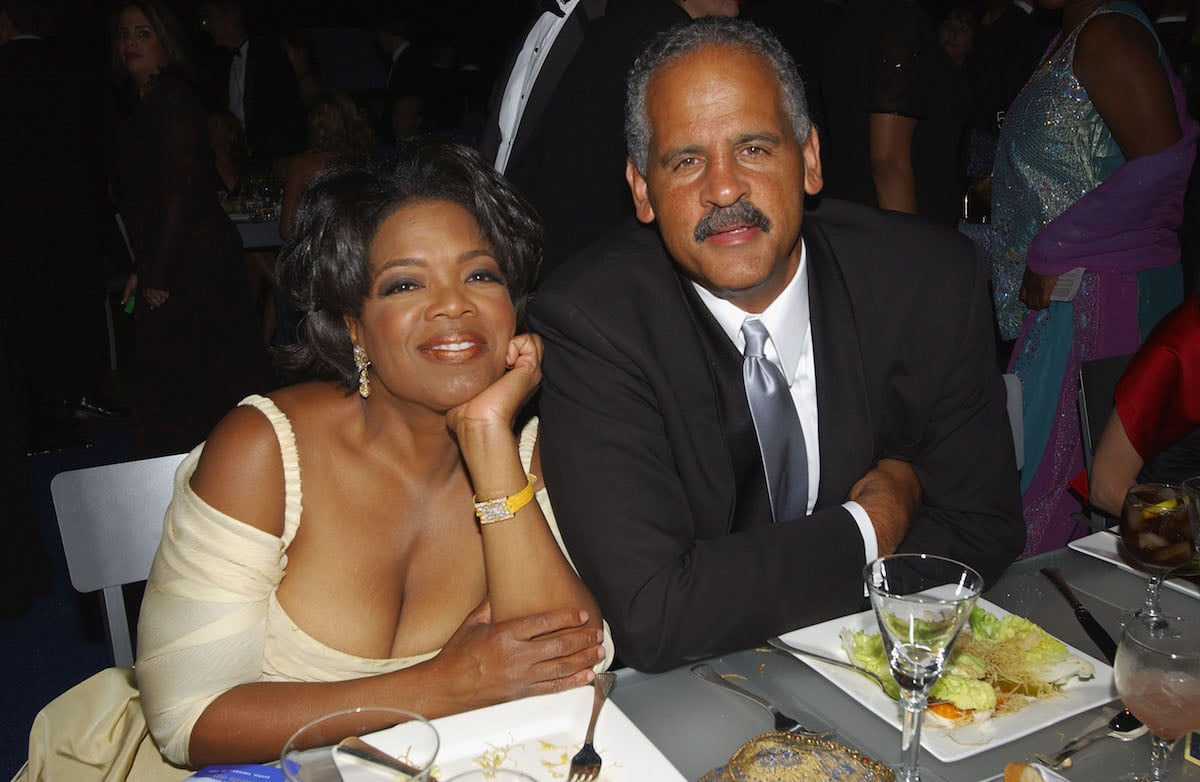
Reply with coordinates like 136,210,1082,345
276,137,544,392
110,0,196,89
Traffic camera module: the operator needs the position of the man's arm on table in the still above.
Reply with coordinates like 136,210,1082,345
532,297,913,673
888,252,1026,582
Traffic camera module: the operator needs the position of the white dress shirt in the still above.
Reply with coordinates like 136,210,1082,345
691,241,879,563
228,39,249,125
493,0,581,173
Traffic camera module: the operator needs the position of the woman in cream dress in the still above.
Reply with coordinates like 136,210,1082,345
20,139,609,779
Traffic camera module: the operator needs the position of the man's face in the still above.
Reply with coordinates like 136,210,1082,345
626,45,821,314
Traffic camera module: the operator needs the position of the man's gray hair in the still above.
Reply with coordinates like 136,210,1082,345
624,17,811,175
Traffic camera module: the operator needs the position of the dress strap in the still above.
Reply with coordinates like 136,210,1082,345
237,394,304,546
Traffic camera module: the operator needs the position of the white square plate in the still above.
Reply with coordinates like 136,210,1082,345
1068,530,1200,599
367,686,685,781
776,598,1116,762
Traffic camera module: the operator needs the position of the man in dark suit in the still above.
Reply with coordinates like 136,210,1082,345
200,0,306,173
529,18,1025,673
478,0,608,180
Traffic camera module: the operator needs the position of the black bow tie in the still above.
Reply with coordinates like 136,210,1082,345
537,0,565,17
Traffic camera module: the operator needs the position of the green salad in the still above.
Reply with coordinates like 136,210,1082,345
840,606,1095,723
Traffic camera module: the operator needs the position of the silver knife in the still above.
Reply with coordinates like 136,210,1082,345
1041,567,1118,663
690,663,830,736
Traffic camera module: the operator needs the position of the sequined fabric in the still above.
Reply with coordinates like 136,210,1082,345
990,4,1124,341
990,1,1193,556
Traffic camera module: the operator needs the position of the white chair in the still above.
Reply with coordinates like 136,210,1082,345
50,452,186,667
1002,373,1024,471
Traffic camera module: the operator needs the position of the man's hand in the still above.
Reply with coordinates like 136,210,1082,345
1018,267,1058,310
427,600,604,713
849,459,922,555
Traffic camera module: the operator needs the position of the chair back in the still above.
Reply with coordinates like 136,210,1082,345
50,452,187,667
1078,354,1134,528
1078,354,1134,472
1002,373,1024,471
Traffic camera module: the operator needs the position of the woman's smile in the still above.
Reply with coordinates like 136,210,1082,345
418,329,489,363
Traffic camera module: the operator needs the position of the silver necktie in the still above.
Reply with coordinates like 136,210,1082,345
741,319,808,522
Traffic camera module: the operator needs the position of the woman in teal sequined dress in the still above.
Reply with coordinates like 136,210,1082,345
990,0,1197,555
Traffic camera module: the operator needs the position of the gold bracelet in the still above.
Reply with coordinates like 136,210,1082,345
473,473,537,525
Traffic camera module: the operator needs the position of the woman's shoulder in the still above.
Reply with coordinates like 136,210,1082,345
189,399,291,537
1075,3,1161,61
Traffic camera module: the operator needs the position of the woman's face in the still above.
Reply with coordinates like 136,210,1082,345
115,7,166,86
348,199,516,412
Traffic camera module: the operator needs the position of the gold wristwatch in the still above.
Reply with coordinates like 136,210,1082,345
473,473,537,525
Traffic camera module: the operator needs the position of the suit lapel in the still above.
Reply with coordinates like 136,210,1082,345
805,220,875,509
508,8,590,170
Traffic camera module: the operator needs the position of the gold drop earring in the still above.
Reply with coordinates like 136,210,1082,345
353,345,371,399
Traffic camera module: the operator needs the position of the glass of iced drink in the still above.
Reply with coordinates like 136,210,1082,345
1119,484,1195,624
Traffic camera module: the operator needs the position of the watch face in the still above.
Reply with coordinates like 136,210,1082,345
475,498,513,525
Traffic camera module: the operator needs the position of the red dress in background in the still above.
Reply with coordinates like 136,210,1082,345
113,75,271,457
1115,292,1200,483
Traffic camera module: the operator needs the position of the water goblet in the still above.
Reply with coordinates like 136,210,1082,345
1119,484,1195,625
865,554,983,782
282,707,439,781
1113,615,1200,781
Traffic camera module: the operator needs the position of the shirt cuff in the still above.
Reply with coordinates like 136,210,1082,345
843,500,878,564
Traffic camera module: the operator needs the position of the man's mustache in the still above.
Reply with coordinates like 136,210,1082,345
694,200,771,243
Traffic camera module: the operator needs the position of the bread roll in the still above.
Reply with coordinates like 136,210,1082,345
1003,762,1044,782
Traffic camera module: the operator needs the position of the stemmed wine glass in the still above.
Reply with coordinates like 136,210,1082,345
1113,616,1200,781
1119,484,1196,624
865,554,983,782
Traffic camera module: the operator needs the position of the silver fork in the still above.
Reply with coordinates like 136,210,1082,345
567,672,616,782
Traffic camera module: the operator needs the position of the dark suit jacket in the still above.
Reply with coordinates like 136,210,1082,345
529,200,1025,672
216,36,306,168
479,0,608,180
521,0,688,278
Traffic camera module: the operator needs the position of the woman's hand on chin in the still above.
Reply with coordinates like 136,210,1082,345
429,599,604,713
447,333,543,440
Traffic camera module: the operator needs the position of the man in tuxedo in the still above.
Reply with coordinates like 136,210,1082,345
529,18,1025,673
478,0,608,181
200,0,305,173
520,0,739,281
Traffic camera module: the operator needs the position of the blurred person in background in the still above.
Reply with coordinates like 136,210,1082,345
112,0,271,457
821,0,971,226
990,0,1197,553
1089,284,1200,517
280,26,321,108
279,90,377,240
199,0,306,175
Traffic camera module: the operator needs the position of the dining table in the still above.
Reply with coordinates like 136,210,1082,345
607,543,1200,781
235,217,282,250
